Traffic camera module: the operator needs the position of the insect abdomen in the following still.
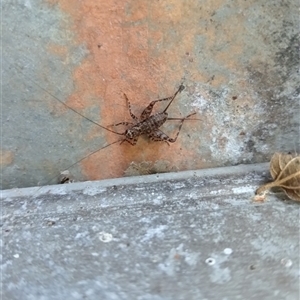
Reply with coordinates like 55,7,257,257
138,112,168,134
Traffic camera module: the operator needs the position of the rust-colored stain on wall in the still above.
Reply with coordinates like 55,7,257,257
41,0,299,183
0,150,14,166
47,0,213,180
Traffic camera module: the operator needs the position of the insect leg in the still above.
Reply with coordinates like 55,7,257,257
162,84,185,113
148,112,196,144
140,96,173,121
124,93,139,121
140,84,184,121
120,136,138,145
109,121,134,127
148,130,171,145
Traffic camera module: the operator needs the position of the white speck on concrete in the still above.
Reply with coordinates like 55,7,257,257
99,232,113,243
281,258,292,268
13,254,19,258
224,248,233,255
141,225,168,242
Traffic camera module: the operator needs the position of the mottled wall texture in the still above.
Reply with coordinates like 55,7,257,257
2,0,299,189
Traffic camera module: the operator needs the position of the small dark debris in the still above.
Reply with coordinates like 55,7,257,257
59,170,74,184
232,96,238,100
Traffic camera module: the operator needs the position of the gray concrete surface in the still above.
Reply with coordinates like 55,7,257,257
2,0,300,189
1,163,299,299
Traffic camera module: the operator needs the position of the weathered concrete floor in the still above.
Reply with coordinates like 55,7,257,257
1,163,299,300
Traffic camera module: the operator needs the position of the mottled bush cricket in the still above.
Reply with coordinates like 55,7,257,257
112,84,196,145
5,60,198,185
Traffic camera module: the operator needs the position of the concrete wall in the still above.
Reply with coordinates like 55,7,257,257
2,0,299,189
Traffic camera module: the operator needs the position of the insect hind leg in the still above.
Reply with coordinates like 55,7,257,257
140,85,184,121
148,112,196,144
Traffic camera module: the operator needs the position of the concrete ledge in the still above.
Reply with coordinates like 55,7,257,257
1,163,299,300
2,162,269,199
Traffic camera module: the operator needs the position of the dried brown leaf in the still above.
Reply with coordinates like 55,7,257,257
269,152,281,179
269,152,295,179
256,153,300,201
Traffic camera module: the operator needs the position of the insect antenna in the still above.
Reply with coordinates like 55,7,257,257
37,138,122,189
5,58,123,136
59,139,122,174
167,116,201,121
163,84,185,113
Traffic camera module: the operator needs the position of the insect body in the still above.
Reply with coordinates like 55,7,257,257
111,84,196,145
